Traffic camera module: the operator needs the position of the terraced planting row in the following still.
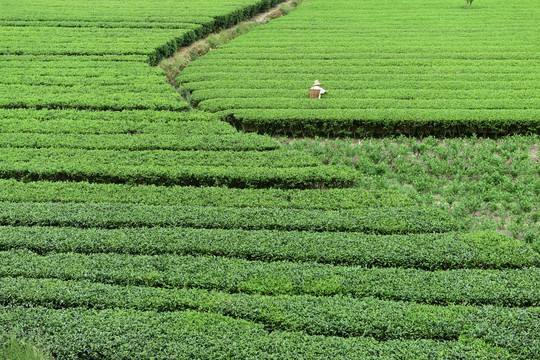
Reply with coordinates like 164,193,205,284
1,277,538,343
0,179,413,209
0,0,286,114
0,108,217,124
1,226,537,270
0,149,353,188
0,186,538,358
179,0,540,136
0,305,522,359
0,202,457,233
0,55,185,111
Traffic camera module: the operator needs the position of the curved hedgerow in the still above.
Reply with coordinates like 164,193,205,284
0,250,538,307
0,227,536,270
0,202,459,233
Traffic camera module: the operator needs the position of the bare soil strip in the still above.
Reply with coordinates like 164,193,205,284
159,0,304,86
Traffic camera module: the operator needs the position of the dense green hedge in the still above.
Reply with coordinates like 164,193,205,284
0,118,231,135
198,97,540,112
1,72,175,86
0,148,319,167
0,276,538,359
181,73,540,85
0,164,355,188
1,250,537,306
0,147,362,189
0,109,218,125
0,54,149,62
0,84,189,112
220,109,540,137
0,19,203,29
1,227,536,270
0,203,458,233
0,132,279,151
0,179,414,209
0,305,514,360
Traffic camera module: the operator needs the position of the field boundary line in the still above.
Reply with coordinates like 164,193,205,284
160,0,307,93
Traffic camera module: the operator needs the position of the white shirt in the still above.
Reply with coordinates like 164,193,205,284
310,85,327,98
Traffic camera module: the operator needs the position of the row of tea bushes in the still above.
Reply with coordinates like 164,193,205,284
0,203,458,233
0,227,536,270
0,276,537,359
1,250,537,306
0,179,413,209
0,305,515,359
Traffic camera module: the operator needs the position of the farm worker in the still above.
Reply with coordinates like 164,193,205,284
310,80,327,98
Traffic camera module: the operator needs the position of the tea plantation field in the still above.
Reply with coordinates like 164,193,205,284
0,0,538,359
180,0,540,136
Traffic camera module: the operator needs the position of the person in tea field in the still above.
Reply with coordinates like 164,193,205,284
310,80,327,98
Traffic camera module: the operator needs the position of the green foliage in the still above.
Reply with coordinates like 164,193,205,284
0,108,218,125
0,179,414,209
220,108,539,137
1,249,537,306
0,277,538,359
0,305,515,360
178,0,540,135
0,85,188,111
0,148,318,168
206,35,222,48
0,202,459,233
0,147,361,188
288,135,539,238
0,0,287,116
1,57,187,112
0,164,355,189
0,0,284,66
0,334,53,360
0,227,536,269
279,4,294,15
0,133,279,151
1,0,538,358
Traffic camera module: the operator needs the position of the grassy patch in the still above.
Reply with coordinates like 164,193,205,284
284,135,539,241
0,334,52,360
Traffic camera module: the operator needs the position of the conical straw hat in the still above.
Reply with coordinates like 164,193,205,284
314,80,321,86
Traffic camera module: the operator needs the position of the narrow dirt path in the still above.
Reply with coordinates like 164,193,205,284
175,0,297,59
159,0,304,85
